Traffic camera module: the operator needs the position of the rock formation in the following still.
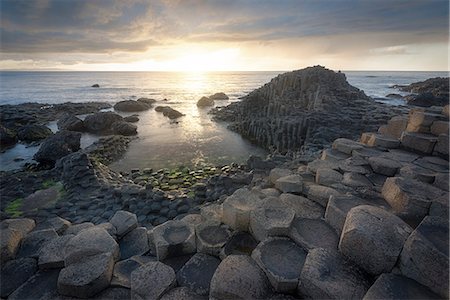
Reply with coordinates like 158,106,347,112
395,77,449,107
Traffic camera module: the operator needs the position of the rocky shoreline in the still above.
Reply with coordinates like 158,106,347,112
0,66,448,299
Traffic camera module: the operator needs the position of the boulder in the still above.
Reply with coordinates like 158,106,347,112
305,184,341,207
289,217,338,251
58,252,114,298
338,157,372,174
222,188,261,231
130,261,176,300
110,210,138,238
17,229,58,259
378,116,408,139
325,195,368,235
160,287,206,300
298,248,371,299
406,92,448,107
274,174,303,193
363,133,400,149
92,84,100,87
0,219,36,264
17,124,52,142
83,112,123,134
209,92,229,100
195,221,231,256
220,231,258,259
210,255,271,299
119,227,150,260
249,205,295,242
8,269,60,300
307,159,339,174
315,168,343,186
38,234,74,269
124,114,140,123
114,100,150,112
197,96,214,107
339,205,413,275
363,273,441,300
111,121,137,136
177,253,221,295
279,193,324,219
321,148,350,162
152,220,196,260
399,164,436,183
399,216,449,298
155,106,184,119
0,125,18,147
57,114,85,132
269,168,293,185
401,132,438,154
111,255,155,288
1,218,35,236
0,257,38,298
252,237,307,293
332,138,364,154
368,156,401,176
342,172,373,188
34,131,81,164
36,216,71,234
137,97,157,106
64,222,94,235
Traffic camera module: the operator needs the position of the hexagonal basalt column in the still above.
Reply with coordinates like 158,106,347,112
152,220,196,260
222,188,261,231
252,237,307,293
195,221,231,256
249,205,295,242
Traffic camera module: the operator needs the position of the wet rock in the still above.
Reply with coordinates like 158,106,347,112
18,228,58,259
197,96,214,107
209,92,229,100
92,84,100,87
34,131,81,164
195,221,231,256
0,124,18,147
220,231,258,258
114,100,150,112
210,255,271,299
249,204,295,242
152,220,196,260
39,234,74,269
111,255,155,288
17,124,52,142
83,112,123,134
119,227,149,260
0,257,38,298
130,261,176,300
275,174,303,193
399,216,449,298
58,252,114,298
137,97,157,106
111,121,137,136
368,156,401,176
222,188,261,231
124,114,139,123
363,273,441,300
289,217,338,251
8,269,60,300
252,237,307,293
110,210,138,238
298,248,371,299
339,205,413,275
177,253,221,296
57,114,85,132
155,106,184,119
279,193,324,219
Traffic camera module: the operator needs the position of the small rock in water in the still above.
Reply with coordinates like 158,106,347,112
92,84,100,88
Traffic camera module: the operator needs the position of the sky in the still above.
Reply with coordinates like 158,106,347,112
0,0,449,71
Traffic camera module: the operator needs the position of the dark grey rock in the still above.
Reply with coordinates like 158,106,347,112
0,257,38,298
18,229,58,259
220,231,258,259
38,234,74,269
289,217,338,251
110,210,138,238
119,227,149,260
57,114,84,132
111,255,155,288
17,124,52,142
160,287,207,300
8,269,60,300
34,131,82,164
83,112,123,134
114,100,150,112
111,121,137,136
93,287,131,300
130,261,176,300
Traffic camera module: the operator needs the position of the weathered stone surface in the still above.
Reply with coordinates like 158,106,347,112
64,222,94,235
177,253,220,296
210,255,271,299
222,188,261,231
36,216,71,234
401,132,437,154
200,203,223,222
64,227,119,265
429,193,449,218
274,174,303,193
368,156,401,176
363,273,441,300
321,148,350,162
279,193,324,219
378,115,408,139
399,216,449,298
111,121,137,136
342,172,373,187
39,234,74,269
409,110,443,127
131,261,176,300
17,124,52,142
333,138,364,154
8,269,60,300
111,255,155,288
269,168,293,185
399,164,436,183
307,159,339,174
180,214,204,226
298,248,371,299
433,133,449,157
289,217,338,251
249,205,295,241
315,168,343,186
209,92,229,100
57,114,85,132
119,227,149,260
260,188,281,197
95,222,117,238
110,210,138,238
160,287,206,300
0,257,38,298
197,96,214,107
154,106,185,119
364,133,400,149
430,120,449,135
382,148,419,163
325,195,367,235
338,157,372,174
305,184,341,207
252,237,306,293
83,112,123,133
94,287,131,300
195,221,231,256
0,228,23,264
220,231,258,259
18,229,58,259
34,131,82,163
339,205,413,275
114,100,150,112
58,252,114,298
1,218,35,236
152,220,196,260
434,172,449,191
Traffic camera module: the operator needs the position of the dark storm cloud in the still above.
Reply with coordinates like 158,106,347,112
0,0,448,53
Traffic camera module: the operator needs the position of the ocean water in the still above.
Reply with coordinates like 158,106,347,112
0,70,447,171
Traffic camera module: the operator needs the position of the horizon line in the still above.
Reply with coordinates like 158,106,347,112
0,69,449,73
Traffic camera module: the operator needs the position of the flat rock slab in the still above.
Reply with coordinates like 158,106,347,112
269,168,293,185
58,252,114,298
305,184,341,207
315,168,343,186
275,175,303,193
130,261,176,300
93,287,131,300
64,227,119,265
210,255,271,299
325,195,368,235
381,149,419,163
249,205,295,242
339,205,413,276
39,234,74,269
364,133,400,149
8,269,60,300
222,188,261,231
414,156,449,173
35,216,71,234
1,218,35,236
399,164,436,183
220,231,258,259
177,253,221,296
195,221,231,256
363,273,441,300
279,193,324,219
332,138,364,154
152,220,196,260
321,148,351,162
111,255,155,288
18,229,58,259
64,222,94,235
252,237,307,293
0,257,38,298
298,248,371,299
109,210,138,238
119,227,149,260
161,287,207,300
399,216,449,298
342,172,373,188
368,156,401,176
289,218,338,251
22,186,63,212
401,132,437,154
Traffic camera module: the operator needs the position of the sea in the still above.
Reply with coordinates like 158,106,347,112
0,70,447,172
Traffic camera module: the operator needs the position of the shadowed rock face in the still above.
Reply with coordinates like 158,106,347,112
213,66,399,153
